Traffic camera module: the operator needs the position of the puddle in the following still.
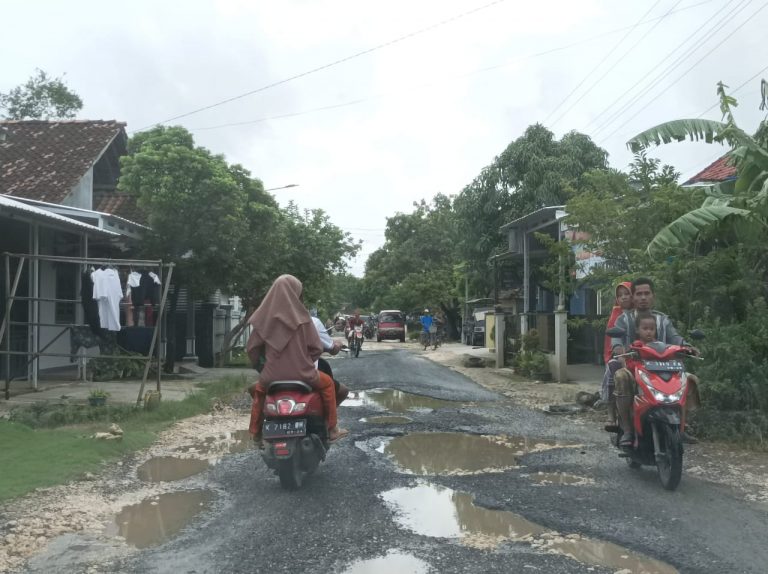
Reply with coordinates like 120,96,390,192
340,550,430,574
384,433,567,475
360,416,414,424
108,490,212,548
344,389,457,413
529,472,593,486
137,457,210,482
174,430,253,456
381,482,677,573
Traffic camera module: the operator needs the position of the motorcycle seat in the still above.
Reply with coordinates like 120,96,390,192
267,380,313,393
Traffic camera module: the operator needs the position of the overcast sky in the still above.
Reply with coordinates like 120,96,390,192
3,0,767,275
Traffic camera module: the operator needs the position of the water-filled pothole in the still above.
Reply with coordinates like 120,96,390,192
361,416,414,425
381,482,677,573
108,490,212,548
340,550,430,574
528,472,592,486
137,457,210,482
344,389,457,412
384,433,569,475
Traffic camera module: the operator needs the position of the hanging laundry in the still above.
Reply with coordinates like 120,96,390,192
91,268,123,331
80,271,102,336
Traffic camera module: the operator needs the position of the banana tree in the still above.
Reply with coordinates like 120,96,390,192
627,82,768,257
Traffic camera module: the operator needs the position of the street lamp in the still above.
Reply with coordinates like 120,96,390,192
264,184,299,192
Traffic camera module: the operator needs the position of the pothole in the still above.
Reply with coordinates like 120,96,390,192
360,416,414,424
527,472,593,486
383,433,570,476
107,490,213,548
343,389,458,412
136,457,210,482
340,550,431,574
381,482,677,573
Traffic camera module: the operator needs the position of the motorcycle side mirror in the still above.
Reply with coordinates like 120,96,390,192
605,327,626,338
689,329,706,340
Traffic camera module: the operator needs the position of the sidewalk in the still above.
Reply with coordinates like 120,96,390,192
0,367,256,413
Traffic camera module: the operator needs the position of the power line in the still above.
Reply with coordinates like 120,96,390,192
599,0,768,144
591,0,749,138
188,0,716,133
544,0,664,128
133,0,509,132
697,63,768,118
584,0,738,134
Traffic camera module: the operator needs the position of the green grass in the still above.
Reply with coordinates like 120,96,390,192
0,376,249,502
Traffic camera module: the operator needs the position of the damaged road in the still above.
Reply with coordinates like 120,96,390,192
8,347,768,573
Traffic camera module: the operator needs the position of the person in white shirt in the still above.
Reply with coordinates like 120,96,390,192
311,315,349,405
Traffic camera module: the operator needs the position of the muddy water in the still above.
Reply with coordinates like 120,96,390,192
136,457,210,482
360,416,414,424
344,389,457,412
109,490,212,548
384,432,565,475
340,550,430,574
381,483,677,574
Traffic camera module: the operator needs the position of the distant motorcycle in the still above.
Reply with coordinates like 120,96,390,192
349,325,364,358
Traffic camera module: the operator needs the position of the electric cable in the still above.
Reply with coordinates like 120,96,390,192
188,0,716,133
542,0,661,126
599,0,768,144
584,0,738,134
134,0,509,131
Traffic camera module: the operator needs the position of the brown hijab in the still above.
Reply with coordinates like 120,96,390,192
248,274,311,353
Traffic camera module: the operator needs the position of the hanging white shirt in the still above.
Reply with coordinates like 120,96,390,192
92,268,123,331
127,271,142,288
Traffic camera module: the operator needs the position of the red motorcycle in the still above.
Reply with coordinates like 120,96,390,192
260,381,330,490
349,325,364,358
604,328,703,491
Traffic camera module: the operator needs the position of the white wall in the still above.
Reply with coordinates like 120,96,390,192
62,167,93,210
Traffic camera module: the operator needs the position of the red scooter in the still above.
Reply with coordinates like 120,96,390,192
260,358,342,490
604,328,703,491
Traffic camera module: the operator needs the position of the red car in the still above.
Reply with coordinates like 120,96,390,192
376,310,406,342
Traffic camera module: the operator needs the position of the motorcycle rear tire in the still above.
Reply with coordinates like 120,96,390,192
656,424,683,491
354,343,360,358
278,454,304,490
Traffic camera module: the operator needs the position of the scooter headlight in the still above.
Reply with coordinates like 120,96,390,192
638,369,654,389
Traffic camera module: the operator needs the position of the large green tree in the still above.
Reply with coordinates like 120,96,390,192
454,125,607,295
0,69,83,120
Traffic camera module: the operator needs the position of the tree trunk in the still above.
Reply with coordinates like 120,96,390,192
441,300,461,341
164,285,180,373
217,309,252,367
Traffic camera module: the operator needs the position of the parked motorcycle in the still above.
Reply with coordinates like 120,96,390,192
604,327,703,491
349,325,364,358
260,380,331,490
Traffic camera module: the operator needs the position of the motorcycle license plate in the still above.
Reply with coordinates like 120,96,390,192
644,360,684,372
263,419,307,438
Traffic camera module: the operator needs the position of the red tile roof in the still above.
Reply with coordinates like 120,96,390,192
0,120,126,203
684,155,737,185
93,191,147,225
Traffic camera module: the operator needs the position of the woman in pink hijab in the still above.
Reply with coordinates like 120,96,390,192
246,274,348,442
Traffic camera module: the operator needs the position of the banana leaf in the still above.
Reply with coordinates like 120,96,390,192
647,205,751,257
627,119,729,153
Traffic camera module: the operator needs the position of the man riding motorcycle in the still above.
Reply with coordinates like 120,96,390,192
611,277,701,447
346,310,366,349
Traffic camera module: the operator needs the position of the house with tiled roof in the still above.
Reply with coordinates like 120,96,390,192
0,119,147,381
683,154,737,187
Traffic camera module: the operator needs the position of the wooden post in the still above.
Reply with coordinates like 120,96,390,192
137,263,174,405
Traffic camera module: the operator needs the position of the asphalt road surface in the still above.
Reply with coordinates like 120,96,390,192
27,347,768,573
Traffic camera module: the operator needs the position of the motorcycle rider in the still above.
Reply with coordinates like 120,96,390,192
346,310,366,349
611,277,700,447
246,275,349,444
311,313,350,405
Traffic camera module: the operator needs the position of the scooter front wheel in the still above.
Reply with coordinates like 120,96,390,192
278,453,304,490
655,424,683,491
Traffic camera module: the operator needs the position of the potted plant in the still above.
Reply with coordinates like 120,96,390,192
88,388,110,407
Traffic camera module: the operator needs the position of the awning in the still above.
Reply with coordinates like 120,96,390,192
0,194,117,236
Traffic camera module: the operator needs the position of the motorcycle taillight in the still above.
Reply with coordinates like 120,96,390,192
277,399,294,415
265,403,277,413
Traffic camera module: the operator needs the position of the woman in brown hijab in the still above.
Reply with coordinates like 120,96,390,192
246,274,348,442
